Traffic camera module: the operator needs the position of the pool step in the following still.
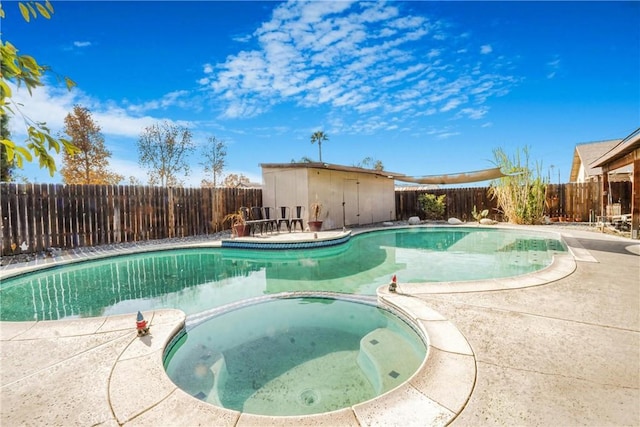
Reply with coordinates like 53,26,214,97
357,328,422,393
205,355,228,407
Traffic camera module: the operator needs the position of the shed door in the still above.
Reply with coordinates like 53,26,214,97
343,179,359,226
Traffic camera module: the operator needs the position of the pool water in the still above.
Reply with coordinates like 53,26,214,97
163,296,427,416
0,227,567,321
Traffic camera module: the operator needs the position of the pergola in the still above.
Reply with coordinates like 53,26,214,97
590,128,640,239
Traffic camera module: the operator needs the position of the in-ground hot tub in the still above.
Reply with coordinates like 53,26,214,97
163,294,427,416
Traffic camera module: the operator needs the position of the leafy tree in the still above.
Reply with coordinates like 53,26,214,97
310,131,328,162
291,156,313,163
200,136,226,188
1,113,15,181
0,1,78,175
223,173,250,188
488,146,546,224
137,121,194,187
356,156,384,171
60,105,123,184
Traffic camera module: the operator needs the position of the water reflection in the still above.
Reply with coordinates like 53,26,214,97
0,227,565,321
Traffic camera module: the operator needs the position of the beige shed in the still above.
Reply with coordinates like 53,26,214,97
260,163,404,230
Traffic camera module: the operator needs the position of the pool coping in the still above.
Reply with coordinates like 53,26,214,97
0,224,575,423
2,225,637,426
0,289,476,426
220,229,351,249
1,290,475,426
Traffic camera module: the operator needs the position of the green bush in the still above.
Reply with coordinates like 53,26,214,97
418,193,446,220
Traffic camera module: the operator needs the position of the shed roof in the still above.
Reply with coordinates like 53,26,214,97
260,162,405,179
260,163,508,185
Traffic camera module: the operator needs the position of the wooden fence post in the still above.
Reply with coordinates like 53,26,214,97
167,186,175,238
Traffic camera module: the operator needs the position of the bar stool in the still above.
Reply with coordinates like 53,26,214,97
290,205,304,232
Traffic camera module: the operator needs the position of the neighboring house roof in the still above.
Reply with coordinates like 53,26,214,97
395,184,440,191
569,139,621,182
240,181,263,188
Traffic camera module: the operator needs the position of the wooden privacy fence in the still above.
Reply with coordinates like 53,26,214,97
2,182,603,255
1,184,261,255
395,182,602,222
396,187,499,221
544,182,602,222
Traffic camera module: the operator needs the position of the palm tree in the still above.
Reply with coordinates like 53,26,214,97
310,131,328,162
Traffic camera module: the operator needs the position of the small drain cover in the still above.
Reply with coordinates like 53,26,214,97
299,389,320,406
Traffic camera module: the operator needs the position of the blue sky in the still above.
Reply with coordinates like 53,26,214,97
4,0,639,186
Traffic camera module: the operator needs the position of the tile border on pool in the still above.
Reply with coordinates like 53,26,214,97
220,231,351,249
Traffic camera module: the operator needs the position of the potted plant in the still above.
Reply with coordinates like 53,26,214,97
308,201,323,232
224,208,251,237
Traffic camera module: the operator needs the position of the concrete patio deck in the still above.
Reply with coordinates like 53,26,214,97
1,225,638,426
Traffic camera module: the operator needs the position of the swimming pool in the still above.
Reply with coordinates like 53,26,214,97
0,227,567,321
163,294,427,416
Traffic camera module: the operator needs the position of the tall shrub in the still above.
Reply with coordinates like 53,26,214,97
418,193,446,220
488,147,547,224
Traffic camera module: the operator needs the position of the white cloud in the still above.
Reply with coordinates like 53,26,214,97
426,126,460,139
427,49,441,59
232,34,252,43
8,79,190,142
355,101,380,113
73,41,92,48
199,0,517,128
436,131,460,139
380,63,428,84
109,157,147,183
389,15,427,30
480,44,493,54
458,107,488,120
8,81,81,139
125,90,191,114
94,108,162,138
440,97,464,112
546,56,561,79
